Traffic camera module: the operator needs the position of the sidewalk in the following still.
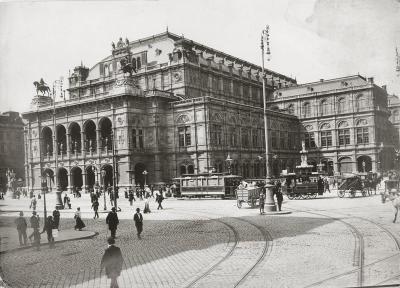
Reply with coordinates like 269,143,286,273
0,226,96,253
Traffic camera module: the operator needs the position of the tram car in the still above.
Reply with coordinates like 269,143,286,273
281,167,323,199
175,173,242,198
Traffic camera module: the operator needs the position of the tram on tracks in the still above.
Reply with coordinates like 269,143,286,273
175,173,242,198
281,168,323,200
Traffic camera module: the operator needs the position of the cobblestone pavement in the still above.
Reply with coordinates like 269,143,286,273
1,191,400,287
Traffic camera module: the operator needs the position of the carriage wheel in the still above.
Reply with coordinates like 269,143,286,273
287,193,294,200
361,190,367,197
312,193,317,198
305,194,311,199
350,190,356,198
295,194,301,200
237,200,242,208
300,194,307,199
338,190,345,198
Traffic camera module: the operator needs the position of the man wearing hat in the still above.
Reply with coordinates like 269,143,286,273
101,237,124,288
133,208,143,239
28,211,41,250
15,211,28,246
106,207,119,238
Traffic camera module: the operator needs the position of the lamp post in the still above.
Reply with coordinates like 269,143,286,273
143,170,148,186
101,169,107,210
378,142,384,174
261,25,276,212
41,175,48,220
226,154,233,175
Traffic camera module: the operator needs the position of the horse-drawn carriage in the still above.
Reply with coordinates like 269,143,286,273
337,174,373,198
236,184,262,208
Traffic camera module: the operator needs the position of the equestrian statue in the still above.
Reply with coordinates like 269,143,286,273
33,78,51,95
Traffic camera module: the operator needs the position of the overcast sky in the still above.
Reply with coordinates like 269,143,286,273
0,0,399,113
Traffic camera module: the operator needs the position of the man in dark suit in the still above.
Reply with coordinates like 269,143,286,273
106,207,119,238
133,208,143,239
101,237,124,288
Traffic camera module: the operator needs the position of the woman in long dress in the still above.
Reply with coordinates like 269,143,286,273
74,207,86,231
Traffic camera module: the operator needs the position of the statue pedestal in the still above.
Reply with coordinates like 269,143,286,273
55,189,64,209
264,182,277,212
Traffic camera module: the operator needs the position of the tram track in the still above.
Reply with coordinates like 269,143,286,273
172,209,273,288
288,205,400,287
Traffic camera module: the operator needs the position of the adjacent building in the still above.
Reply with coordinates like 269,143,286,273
22,32,300,193
269,75,395,175
0,111,25,191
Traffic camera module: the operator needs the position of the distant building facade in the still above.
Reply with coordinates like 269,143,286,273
0,111,25,191
269,75,395,175
22,32,300,193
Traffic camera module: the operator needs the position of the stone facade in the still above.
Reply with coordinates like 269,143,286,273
0,111,25,191
269,75,395,175
22,32,300,193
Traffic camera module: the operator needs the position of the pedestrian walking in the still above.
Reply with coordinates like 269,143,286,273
324,178,331,193
52,207,60,230
92,199,100,219
133,208,143,239
156,192,164,210
67,195,72,209
275,187,284,211
28,211,41,250
30,195,37,211
101,237,124,288
259,192,265,214
63,193,68,208
74,207,86,231
317,176,324,194
106,207,119,238
128,190,135,205
143,196,151,214
41,216,55,248
15,211,28,246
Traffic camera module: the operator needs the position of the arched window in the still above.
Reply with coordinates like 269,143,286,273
320,123,332,147
338,121,350,146
320,100,329,116
337,98,346,114
287,104,294,115
180,165,187,175
104,65,109,77
187,165,194,174
303,102,311,117
136,57,141,70
356,94,368,111
393,110,399,122
356,119,369,144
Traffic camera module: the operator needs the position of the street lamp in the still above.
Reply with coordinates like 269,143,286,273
101,169,107,210
226,154,233,175
143,170,148,186
40,175,48,220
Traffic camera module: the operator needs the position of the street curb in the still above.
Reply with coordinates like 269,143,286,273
0,231,98,255
260,211,292,215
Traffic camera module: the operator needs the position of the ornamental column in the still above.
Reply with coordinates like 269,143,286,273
66,133,71,158
96,129,101,155
81,131,86,158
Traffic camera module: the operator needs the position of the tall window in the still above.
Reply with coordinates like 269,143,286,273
338,121,350,146
280,132,286,149
211,125,223,145
393,110,399,122
356,119,369,144
337,98,346,113
287,104,294,115
252,129,258,148
356,127,369,144
303,102,311,117
178,126,191,147
304,132,316,149
241,129,249,147
320,100,329,115
132,129,144,149
271,131,277,149
229,127,237,147
356,94,368,111
338,129,350,146
320,131,332,147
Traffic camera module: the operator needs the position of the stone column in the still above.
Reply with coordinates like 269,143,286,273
81,131,86,158
66,133,71,158
264,181,277,212
96,129,101,155
82,171,87,193
68,172,73,193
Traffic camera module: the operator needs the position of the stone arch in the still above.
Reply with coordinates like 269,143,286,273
86,165,96,191
57,167,68,191
320,123,331,130
56,124,67,155
70,166,83,192
356,119,368,126
338,157,353,173
357,155,372,172
41,126,53,156
134,163,146,187
101,164,113,188
99,117,113,151
69,122,81,153
83,120,97,152
338,121,349,128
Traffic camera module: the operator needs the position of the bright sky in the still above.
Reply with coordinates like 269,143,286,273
0,0,399,113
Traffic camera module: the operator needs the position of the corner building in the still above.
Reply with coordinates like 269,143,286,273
23,32,300,193
269,75,395,175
